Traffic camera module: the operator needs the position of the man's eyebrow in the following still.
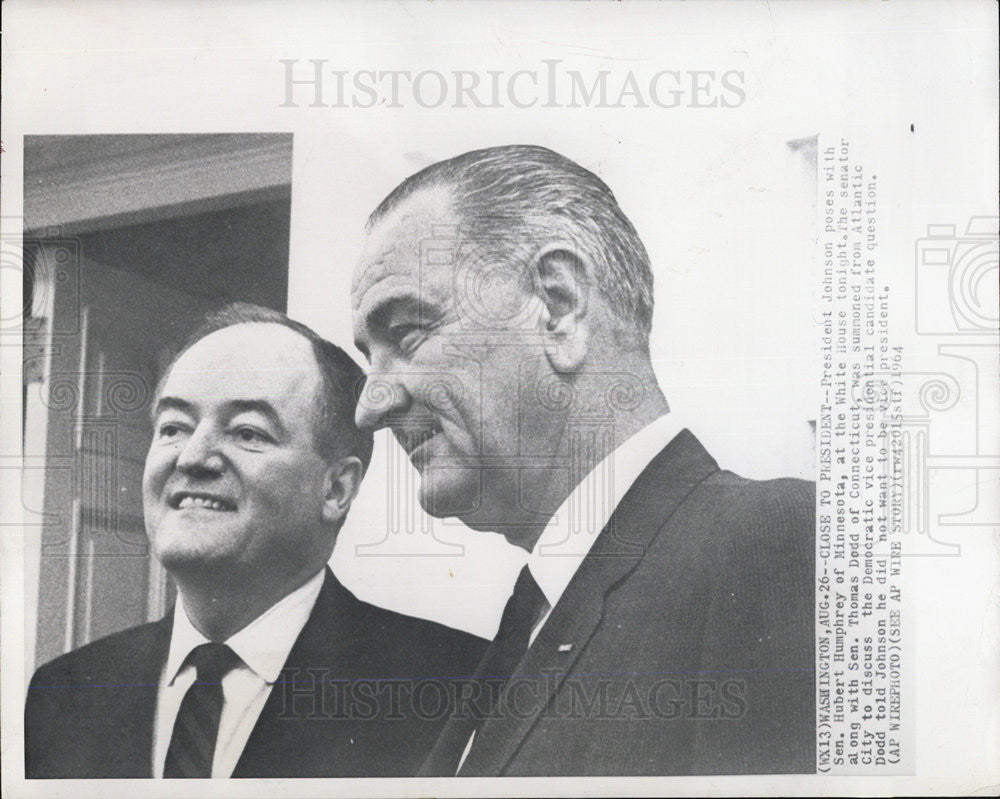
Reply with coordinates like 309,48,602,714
355,289,443,358
152,396,194,419
364,294,429,334
150,397,289,436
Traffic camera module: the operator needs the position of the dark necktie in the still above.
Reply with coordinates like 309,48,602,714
480,564,549,695
433,564,547,776
163,642,241,778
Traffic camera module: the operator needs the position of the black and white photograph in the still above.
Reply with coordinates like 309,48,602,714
2,2,997,797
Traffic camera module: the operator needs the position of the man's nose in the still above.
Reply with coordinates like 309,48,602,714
355,370,411,431
175,425,225,477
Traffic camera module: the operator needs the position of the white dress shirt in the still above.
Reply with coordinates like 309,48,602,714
526,412,685,644
152,569,326,778
457,413,685,771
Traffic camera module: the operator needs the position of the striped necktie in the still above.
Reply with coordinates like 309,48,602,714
163,642,241,778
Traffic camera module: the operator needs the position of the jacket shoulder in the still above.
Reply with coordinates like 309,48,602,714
360,601,488,673
704,471,814,512
30,620,165,689
697,472,814,547
25,621,166,778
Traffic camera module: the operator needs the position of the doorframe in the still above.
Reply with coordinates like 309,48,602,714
23,133,293,671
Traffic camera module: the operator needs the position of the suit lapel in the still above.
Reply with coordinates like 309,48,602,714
460,429,719,776
233,568,367,777
105,614,173,777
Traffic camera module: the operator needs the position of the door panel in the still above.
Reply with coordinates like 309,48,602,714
24,133,294,670
32,246,216,665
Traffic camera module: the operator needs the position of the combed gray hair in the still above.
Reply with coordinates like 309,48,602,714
367,145,654,349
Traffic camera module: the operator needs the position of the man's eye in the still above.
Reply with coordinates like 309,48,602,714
234,427,271,444
390,323,424,353
156,422,184,439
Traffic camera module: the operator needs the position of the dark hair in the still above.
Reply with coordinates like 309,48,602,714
156,302,373,475
367,144,654,349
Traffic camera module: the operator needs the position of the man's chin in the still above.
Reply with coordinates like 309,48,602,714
417,470,481,520
152,528,233,574
155,544,224,574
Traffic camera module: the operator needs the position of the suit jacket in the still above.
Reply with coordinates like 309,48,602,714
423,429,815,776
25,567,487,778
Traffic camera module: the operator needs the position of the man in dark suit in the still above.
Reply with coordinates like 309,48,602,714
351,145,815,775
25,303,485,778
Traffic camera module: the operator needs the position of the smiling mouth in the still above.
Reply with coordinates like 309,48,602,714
169,492,236,512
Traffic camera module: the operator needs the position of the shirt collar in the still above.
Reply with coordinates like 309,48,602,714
527,413,685,611
165,568,326,686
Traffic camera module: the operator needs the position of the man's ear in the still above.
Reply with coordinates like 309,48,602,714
321,455,364,525
533,243,591,373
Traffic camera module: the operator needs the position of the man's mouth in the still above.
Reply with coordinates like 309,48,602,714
398,422,443,463
168,491,236,512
